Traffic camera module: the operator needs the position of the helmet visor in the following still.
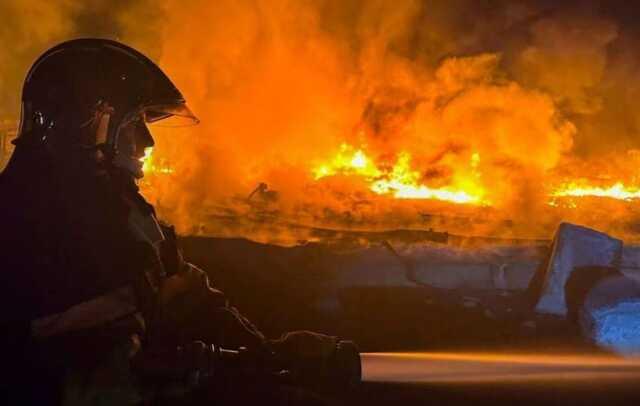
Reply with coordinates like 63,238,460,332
143,103,199,127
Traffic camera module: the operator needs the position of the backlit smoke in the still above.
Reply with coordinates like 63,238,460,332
145,0,627,241
5,1,640,243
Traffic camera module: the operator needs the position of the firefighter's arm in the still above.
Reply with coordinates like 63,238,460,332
151,223,265,349
155,222,227,308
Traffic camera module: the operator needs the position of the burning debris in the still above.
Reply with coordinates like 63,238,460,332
4,2,640,242
552,182,640,201
138,4,640,243
313,143,487,204
248,182,279,202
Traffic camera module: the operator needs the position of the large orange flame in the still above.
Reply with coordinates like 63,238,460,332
551,181,640,201
313,144,488,205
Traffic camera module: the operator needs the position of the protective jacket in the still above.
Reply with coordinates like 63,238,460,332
0,143,264,404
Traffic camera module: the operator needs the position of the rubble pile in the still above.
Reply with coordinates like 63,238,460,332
529,222,640,354
579,274,640,355
181,222,640,353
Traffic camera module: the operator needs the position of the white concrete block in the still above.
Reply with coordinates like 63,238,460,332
535,223,622,316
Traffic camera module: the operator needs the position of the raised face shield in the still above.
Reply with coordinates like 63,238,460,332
144,104,199,127
110,104,199,179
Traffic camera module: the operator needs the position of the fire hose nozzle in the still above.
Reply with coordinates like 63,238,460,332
134,339,362,390
328,340,362,388
205,339,362,389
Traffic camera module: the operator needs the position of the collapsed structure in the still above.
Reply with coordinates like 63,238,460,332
528,223,640,354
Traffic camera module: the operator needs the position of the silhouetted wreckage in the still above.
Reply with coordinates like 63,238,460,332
180,221,640,354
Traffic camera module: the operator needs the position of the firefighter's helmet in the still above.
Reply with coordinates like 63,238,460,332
16,38,198,177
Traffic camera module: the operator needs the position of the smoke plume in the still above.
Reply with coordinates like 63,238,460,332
4,1,640,243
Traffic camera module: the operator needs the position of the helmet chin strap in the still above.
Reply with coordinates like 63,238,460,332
93,104,146,179
94,105,112,162
95,108,111,145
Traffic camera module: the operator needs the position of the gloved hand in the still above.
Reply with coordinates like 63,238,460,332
158,263,226,309
151,264,266,350
151,264,227,344
132,340,210,385
268,331,361,389
269,331,338,363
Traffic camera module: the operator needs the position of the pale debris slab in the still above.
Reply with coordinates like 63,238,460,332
580,275,640,355
535,222,622,316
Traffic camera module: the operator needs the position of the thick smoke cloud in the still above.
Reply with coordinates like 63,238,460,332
0,0,78,119
148,0,587,239
4,0,640,242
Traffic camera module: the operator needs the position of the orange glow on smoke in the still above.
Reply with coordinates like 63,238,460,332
131,1,640,242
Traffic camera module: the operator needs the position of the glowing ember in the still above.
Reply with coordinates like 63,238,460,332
551,181,640,201
314,144,488,205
